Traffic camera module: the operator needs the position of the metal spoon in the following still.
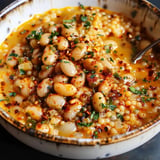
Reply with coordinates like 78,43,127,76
132,38,160,64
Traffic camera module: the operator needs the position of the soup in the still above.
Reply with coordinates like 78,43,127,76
0,4,160,139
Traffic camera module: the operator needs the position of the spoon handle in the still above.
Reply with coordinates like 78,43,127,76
132,38,160,64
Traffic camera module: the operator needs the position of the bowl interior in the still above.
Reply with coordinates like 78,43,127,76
0,0,160,145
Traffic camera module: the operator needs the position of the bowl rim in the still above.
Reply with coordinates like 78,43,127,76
0,0,160,146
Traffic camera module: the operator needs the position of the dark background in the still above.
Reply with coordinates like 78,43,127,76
0,0,160,160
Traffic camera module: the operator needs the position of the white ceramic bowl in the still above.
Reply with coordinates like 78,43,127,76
0,0,160,159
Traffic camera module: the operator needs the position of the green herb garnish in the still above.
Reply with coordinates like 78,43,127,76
90,111,99,121
9,92,16,97
81,15,88,22
77,122,93,127
113,72,122,80
27,29,43,40
117,113,124,121
19,69,26,75
9,53,18,57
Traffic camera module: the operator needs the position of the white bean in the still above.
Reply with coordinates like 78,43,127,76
31,48,42,65
25,105,42,120
38,65,54,79
13,94,24,104
104,40,118,51
54,82,77,96
98,77,114,96
61,25,78,38
30,39,39,48
86,73,103,88
71,71,85,88
36,123,49,133
56,36,69,50
54,62,62,74
14,78,35,97
74,87,92,104
71,43,86,61
46,94,66,110
58,122,77,137
6,44,23,67
18,61,33,71
40,33,51,46
83,58,104,73
64,99,82,120
53,74,69,83
37,78,52,97
42,45,58,65
60,59,77,77
92,92,106,112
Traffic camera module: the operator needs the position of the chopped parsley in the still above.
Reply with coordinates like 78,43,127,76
9,92,16,97
20,30,27,35
154,72,160,81
49,31,59,43
109,57,114,62
129,87,147,95
90,111,99,121
9,53,18,57
113,72,122,80
0,98,9,102
79,3,85,9
19,69,26,75
63,17,76,23
90,74,96,79
74,38,79,44
84,21,91,29
141,97,156,102
27,29,43,40
80,15,88,22
77,122,93,127
93,130,98,138
117,113,124,121
26,119,37,129
63,23,72,29
104,44,112,53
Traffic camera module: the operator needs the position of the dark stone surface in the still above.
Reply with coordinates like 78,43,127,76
0,0,160,160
